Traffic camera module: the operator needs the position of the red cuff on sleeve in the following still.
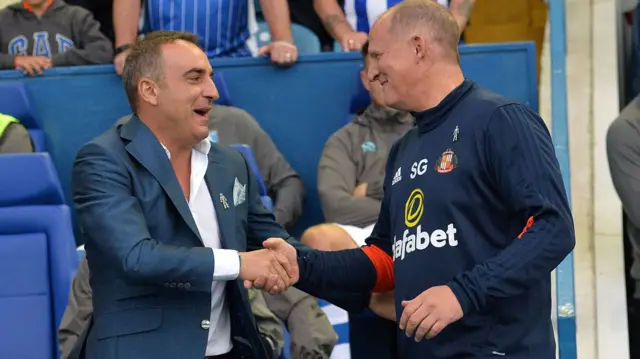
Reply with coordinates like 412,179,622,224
362,245,395,292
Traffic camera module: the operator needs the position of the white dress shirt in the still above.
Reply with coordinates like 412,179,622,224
161,140,240,356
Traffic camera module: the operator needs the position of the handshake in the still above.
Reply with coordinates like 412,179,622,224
238,238,299,294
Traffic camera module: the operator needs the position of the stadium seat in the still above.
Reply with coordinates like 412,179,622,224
230,144,273,210
0,153,77,359
214,71,234,106
0,82,46,152
255,22,321,55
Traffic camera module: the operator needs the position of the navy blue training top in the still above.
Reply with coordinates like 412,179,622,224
296,79,575,359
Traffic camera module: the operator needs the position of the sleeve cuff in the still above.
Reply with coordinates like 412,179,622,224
212,249,240,281
446,280,472,316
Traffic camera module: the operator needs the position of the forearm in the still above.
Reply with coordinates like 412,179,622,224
259,0,293,42
321,194,381,227
314,0,354,40
113,0,141,47
295,247,377,295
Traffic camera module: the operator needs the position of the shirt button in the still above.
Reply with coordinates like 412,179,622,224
170,283,176,288
185,283,191,290
201,319,210,330
177,283,184,289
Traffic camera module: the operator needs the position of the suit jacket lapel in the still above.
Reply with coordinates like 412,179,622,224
120,116,203,243
205,146,238,251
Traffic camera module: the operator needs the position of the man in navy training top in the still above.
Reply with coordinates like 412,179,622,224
259,1,576,358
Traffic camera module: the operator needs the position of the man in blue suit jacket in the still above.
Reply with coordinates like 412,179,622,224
72,31,300,359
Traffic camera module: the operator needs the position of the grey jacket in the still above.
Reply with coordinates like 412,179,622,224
318,104,414,227
607,94,640,297
0,122,33,153
0,0,113,68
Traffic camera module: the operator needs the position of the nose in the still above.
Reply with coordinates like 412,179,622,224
204,76,220,102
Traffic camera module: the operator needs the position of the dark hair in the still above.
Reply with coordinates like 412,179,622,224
122,31,200,111
361,40,369,67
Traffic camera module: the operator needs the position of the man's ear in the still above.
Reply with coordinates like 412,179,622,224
413,35,428,63
138,78,159,106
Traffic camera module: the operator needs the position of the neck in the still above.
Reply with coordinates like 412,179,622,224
24,0,51,16
138,110,193,160
410,63,465,112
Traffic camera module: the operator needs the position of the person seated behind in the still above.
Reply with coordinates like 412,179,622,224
0,0,113,74
0,113,34,153
59,105,338,359
300,41,412,321
301,43,413,253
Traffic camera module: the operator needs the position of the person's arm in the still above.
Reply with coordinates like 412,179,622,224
259,0,294,43
318,132,381,227
239,111,304,228
113,0,140,48
446,104,575,315
607,97,640,229
448,0,476,33
112,0,141,73
314,0,353,41
73,142,226,292
51,9,114,66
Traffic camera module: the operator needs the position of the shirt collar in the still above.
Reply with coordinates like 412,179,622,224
160,138,211,159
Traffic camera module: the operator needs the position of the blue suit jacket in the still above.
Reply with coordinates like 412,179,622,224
71,116,293,359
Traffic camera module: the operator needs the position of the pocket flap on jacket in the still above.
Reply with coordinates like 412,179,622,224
115,282,159,300
95,307,163,339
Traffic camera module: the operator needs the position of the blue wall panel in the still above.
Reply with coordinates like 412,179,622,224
0,42,538,238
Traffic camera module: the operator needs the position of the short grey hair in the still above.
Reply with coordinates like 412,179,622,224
388,0,460,62
122,31,200,111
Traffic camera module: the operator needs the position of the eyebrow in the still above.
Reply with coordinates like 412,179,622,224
183,68,214,77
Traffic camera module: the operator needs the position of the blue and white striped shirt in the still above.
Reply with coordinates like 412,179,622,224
142,0,258,58
344,0,449,33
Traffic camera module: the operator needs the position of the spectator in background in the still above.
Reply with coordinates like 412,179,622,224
608,96,640,301
314,0,474,51
60,106,338,359
0,113,33,153
112,0,299,75
0,0,113,75
65,0,115,43
301,41,412,257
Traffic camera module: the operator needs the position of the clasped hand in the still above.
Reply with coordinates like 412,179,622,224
238,238,299,294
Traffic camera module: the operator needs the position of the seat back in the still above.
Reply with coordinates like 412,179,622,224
255,22,321,55
344,71,371,125
229,144,272,210
213,72,234,106
0,153,77,359
0,82,46,151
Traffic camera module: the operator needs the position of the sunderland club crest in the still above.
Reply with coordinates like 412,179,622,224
435,148,457,173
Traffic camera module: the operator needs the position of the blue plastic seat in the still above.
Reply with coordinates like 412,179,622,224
0,82,46,152
213,72,234,106
344,70,371,125
0,153,77,359
255,22,321,55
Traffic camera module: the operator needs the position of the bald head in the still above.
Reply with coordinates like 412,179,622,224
382,0,460,62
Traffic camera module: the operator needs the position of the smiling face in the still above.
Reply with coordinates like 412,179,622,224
365,17,423,111
154,41,218,143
